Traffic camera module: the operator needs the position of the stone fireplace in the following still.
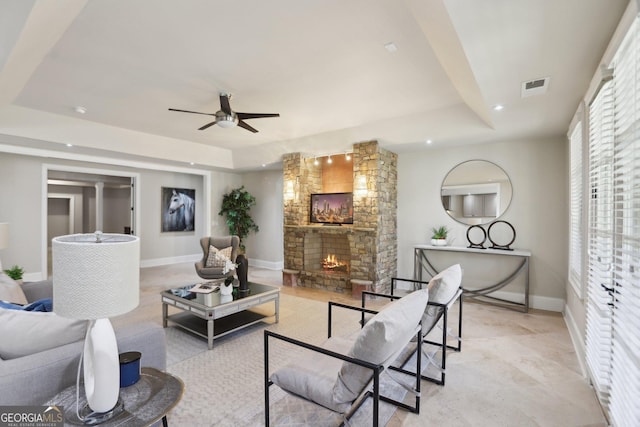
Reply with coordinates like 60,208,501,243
282,141,397,295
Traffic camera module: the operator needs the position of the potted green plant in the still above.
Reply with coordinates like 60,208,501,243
218,186,260,252
430,226,449,246
4,264,24,284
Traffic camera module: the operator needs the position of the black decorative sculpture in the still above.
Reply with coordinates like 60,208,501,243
236,254,249,293
466,225,487,249
487,220,516,251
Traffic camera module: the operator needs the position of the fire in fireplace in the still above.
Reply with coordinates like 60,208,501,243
322,253,348,272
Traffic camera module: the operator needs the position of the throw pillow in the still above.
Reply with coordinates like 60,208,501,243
0,308,87,359
0,298,53,312
0,271,28,305
205,245,233,268
422,264,462,333
333,288,429,406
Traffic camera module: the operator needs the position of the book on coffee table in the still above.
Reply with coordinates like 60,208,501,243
190,282,220,293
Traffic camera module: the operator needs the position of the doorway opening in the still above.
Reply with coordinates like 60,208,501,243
43,165,140,277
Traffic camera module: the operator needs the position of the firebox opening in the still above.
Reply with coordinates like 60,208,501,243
303,233,351,275
323,253,348,272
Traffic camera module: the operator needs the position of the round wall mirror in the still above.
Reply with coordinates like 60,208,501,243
440,160,512,225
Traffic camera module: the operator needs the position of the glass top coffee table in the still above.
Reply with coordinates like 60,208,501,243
161,282,279,349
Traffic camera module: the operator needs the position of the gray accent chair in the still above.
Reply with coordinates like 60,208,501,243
265,288,429,426
0,280,167,405
363,264,464,386
194,235,240,280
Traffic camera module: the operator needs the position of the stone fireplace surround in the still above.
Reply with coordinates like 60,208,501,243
282,141,398,295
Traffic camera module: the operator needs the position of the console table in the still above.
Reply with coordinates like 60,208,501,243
414,245,531,312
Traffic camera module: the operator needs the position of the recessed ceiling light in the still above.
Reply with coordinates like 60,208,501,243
74,106,86,114
189,162,195,165
493,104,504,111
384,42,398,53
66,143,73,147
426,139,433,145
261,164,266,168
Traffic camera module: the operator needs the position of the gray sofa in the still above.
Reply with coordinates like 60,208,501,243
0,280,167,405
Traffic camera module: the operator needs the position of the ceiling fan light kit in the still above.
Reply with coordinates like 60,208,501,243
215,112,237,128
169,93,279,133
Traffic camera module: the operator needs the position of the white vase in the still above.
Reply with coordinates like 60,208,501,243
431,238,447,246
220,282,233,296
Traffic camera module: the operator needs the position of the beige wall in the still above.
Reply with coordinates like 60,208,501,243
0,152,43,276
241,170,284,268
397,137,568,311
0,150,243,278
0,136,570,309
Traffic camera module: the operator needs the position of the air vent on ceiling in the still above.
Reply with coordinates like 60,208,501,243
521,77,550,98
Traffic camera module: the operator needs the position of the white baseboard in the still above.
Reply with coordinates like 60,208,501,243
563,304,587,378
140,254,201,268
529,294,565,312
248,258,284,270
23,272,47,282
476,289,564,312
355,285,564,312
139,255,284,271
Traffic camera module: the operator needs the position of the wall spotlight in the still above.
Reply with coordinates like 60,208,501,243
314,157,319,166
345,152,352,161
327,156,332,164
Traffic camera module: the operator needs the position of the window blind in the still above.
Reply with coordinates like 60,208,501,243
569,122,583,297
608,16,640,427
586,75,614,405
584,14,640,427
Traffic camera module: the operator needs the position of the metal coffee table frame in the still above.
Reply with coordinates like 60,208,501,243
161,282,279,349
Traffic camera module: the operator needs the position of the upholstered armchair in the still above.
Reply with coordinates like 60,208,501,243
194,236,240,280
264,288,429,426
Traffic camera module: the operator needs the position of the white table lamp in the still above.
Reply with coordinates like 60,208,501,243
53,232,140,422
0,223,8,270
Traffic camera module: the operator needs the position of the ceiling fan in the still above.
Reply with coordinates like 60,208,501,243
168,93,279,133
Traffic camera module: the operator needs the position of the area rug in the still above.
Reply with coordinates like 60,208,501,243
163,293,418,426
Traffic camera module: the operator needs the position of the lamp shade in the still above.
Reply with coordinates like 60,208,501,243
52,233,140,320
0,223,8,250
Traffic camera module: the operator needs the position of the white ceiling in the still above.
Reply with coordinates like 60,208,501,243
0,0,629,170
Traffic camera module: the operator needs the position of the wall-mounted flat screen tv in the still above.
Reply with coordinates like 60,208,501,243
310,192,354,225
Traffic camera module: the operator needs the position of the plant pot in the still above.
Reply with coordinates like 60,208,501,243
220,282,234,296
431,238,447,246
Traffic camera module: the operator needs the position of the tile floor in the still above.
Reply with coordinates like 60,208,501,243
137,262,607,427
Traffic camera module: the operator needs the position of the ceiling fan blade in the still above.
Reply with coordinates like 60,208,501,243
237,119,259,133
198,120,218,130
219,94,232,115
236,112,280,120
168,108,214,116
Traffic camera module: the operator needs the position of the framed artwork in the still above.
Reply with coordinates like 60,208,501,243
161,187,195,232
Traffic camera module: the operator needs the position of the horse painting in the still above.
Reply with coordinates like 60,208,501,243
162,188,195,232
